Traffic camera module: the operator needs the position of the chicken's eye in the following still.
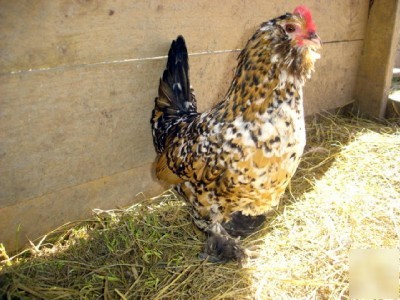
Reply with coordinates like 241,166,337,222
285,24,296,33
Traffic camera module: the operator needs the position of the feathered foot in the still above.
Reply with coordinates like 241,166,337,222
222,211,266,238
199,223,245,263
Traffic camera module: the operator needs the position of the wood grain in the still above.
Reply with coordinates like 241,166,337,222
305,41,364,115
0,53,237,208
355,0,400,117
0,164,164,251
0,0,369,251
0,40,363,208
0,0,368,73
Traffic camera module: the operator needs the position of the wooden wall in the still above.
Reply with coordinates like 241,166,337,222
395,38,400,68
0,0,369,251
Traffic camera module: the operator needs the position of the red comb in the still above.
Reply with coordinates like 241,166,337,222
293,5,316,32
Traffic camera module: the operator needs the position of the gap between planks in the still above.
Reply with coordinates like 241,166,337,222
0,39,364,77
0,49,241,77
0,161,158,211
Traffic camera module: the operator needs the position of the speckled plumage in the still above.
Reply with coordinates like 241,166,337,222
151,6,321,262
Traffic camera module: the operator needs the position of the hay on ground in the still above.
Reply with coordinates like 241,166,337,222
1,113,399,299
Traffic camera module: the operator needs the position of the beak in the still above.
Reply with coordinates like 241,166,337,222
308,32,322,47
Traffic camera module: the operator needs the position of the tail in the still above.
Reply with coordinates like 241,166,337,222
151,36,197,153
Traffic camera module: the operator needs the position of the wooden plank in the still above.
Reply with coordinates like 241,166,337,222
0,60,162,207
0,40,361,209
0,37,361,250
395,49,400,68
305,41,364,115
0,164,164,251
0,53,237,208
0,0,369,252
193,42,366,116
355,0,400,117
0,0,368,73
396,37,400,68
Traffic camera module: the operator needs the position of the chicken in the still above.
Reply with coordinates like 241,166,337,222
151,6,321,262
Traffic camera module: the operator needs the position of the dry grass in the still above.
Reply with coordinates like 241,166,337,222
1,113,399,299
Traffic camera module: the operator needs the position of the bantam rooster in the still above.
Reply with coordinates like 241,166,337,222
151,6,321,262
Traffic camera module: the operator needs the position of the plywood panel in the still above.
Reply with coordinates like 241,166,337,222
0,0,370,252
0,164,164,251
0,36,362,249
0,60,161,207
192,42,365,116
0,0,368,73
0,53,237,208
305,41,364,115
0,40,361,209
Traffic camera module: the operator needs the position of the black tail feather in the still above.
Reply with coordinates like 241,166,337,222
151,36,197,153
163,36,191,111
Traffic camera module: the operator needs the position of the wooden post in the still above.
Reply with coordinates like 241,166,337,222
355,0,400,118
